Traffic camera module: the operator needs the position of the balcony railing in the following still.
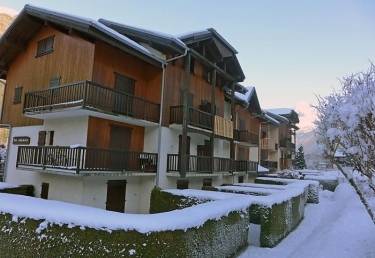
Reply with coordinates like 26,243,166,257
24,81,160,123
261,138,278,150
214,116,233,139
234,129,259,145
16,146,158,173
167,154,257,173
260,160,278,170
170,106,213,130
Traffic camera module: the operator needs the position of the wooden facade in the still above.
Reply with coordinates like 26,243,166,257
2,25,95,126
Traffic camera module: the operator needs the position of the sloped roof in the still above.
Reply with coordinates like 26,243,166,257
234,84,262,115
99,18,187,54
179,28,238,54
266,108,300,124
0,5,164,78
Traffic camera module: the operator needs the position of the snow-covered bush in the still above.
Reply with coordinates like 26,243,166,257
314,63,375,187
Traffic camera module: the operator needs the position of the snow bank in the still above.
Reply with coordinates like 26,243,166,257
0,182,18,190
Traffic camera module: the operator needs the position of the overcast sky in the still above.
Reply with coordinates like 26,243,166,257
2,0,375,131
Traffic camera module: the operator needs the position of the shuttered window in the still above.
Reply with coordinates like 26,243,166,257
38,131,46,146
36,36,54,57
13,86,23,104
49,131,54,146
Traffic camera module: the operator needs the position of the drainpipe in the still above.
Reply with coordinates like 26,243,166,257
155,48,188,187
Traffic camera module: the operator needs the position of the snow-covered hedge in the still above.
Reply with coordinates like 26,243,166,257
0,183,34,196
212,182,310,247
255,177,320,204
0,190,250,257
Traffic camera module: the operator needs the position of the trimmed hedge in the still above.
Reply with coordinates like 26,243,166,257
0,185,34,196
0,211,248,258
149,187,205,213
255,178,319,204
0,188,249,257
212,185,307,247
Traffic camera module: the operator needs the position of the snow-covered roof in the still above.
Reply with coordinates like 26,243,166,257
0,4,165,73
179,28,238,54
99,19,187,53
234,86,254,103
266,108,294,116
263,112,281,125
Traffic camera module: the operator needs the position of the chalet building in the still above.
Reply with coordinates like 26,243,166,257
260,109,299,171
0,5,263,213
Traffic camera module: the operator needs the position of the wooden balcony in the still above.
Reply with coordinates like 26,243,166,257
214,116,233,139
24,81,160,124
261,138,278,151
170,106,213,130
167,154,257,173
16,146,158,174
234,129,259,145
169,106,233,139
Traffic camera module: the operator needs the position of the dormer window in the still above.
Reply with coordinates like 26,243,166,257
36,36,54,57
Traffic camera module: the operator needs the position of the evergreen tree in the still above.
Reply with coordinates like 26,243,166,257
294,145,306,169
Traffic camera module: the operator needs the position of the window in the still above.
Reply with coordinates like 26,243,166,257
38,131,46,146
238,176,244,183
49,75,61,88
114,73,135,95
41,182,49,199
36,36,54,57
13,86,23,104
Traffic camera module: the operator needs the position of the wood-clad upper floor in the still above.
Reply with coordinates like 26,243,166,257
1,25,163,127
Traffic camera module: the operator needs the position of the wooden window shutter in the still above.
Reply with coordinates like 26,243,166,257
13,86,23,104
38,131,46,146
36,36,55,57
49,131,54,146
41,182,49,199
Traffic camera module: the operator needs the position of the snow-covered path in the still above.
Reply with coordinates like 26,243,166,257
239,182,375,258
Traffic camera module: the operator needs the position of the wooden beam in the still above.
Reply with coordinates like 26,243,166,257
230,81,236,172
190,48,236,82
210,68,217,173
180,52,191,178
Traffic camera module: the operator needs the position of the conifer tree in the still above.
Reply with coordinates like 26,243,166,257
294,145,306,169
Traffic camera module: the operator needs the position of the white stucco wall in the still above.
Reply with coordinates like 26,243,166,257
43,116,89,146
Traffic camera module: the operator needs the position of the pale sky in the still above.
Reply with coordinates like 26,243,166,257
2,0,375,131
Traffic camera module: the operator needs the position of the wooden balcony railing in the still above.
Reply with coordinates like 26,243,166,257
261,138,278,150
170,106,213,130
16,146,158,173
214,116,233,139
24,81,160,123
234,129,259,145
167,154,257,173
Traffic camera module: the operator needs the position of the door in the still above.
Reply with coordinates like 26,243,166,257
109,126,132,170
114,73,135,115
197,140,211,172
106,180,126,212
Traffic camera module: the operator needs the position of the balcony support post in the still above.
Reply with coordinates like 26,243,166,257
179,52,191,179
210,68,216,173
230,81,236,172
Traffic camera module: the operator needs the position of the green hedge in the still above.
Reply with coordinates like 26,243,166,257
255,178,319,204
0,185,34,196
213,186,307,247
0,211,249,258
149,187,205,213
0,188,249,257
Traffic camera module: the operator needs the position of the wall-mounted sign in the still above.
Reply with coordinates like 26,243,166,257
13,136,31,145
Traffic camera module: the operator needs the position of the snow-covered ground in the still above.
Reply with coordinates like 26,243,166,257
239,182,375,258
